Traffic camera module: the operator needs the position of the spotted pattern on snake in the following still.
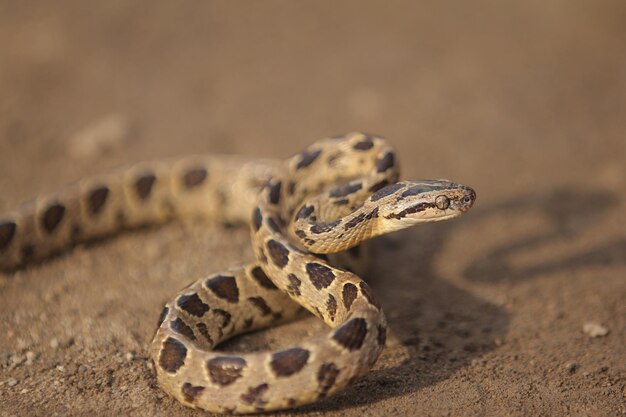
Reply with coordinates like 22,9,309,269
0,132,476,414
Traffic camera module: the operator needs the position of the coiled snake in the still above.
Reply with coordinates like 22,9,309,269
0,133,476,413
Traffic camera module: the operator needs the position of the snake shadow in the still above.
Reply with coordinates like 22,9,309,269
294,223,509,413
462,188,624,283
296,186,621,413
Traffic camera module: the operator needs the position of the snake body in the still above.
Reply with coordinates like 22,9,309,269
0,133,476,413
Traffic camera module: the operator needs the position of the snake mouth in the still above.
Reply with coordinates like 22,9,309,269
430,210,466,222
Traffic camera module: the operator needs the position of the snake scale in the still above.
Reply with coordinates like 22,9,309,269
0,132,475,413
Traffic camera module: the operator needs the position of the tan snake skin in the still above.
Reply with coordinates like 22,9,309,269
0,133,476,413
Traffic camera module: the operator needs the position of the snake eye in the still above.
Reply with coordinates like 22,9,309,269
435,195,450,210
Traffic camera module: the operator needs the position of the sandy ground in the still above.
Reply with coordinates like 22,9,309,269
0,1,625,416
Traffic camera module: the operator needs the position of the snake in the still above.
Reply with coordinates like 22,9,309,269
0,132,476,413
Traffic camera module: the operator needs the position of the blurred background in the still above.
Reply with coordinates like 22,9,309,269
0,1,624,416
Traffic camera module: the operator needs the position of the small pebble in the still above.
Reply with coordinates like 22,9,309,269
68,114,132,159
25,351,36,366
125,352,134,362
56,365,65,372
565,362,578,373
8,378,18,387
50,338,59,349
10,354,25,367
583,322,609,338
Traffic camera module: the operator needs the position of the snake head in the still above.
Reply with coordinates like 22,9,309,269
377,180,476,225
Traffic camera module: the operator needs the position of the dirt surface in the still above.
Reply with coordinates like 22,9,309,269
1,1,625,416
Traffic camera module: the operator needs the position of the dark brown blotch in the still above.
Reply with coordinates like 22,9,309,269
206,356,246,386
333,317,368,351
326,150,344,165
353,137,374,150
171,317,196,340
206,275,239,303
287,181,296,195
401,185,430,198
252,207,263,232
182,382,205,403
305,262,335,290
317,362,340,398
295,205,314,220
342,283,358,310
376,152,395,172
286,273,301,296
0,221,16,252
213,309,232,328
344,212,366,230
370,183,404,202
266,217,281,233
183,167,208,188
267,181,282,205
359,281,381,309
240,383,269,406
248,297,272,316
196,323,213,345
157,306,169,328
333,198,350,206
177,293,210,317
266,239,290,268
270,348,310,377
310,220,340,234
326,294,337,322
135,174,157,200
258,246,268,264
88,186,109,215
296,149,322,169
42,203,65,233
329,182,362,198
385,202,434,220
250,266,277,290
159,337,187,373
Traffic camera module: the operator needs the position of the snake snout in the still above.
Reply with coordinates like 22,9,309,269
459,187,476,211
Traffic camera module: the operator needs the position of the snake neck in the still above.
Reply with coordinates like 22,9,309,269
289,203,380,254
